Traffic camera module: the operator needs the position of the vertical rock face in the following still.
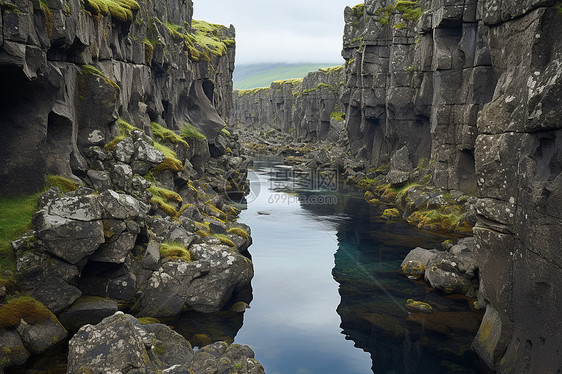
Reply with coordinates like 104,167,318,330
345,1,561,372
0,0,235,194
343,1,562,372
231,0,562,372
341,1,433,170
230,66,346,142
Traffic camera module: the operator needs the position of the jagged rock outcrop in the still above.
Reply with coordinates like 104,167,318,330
0,0,263,371
230,66,347,143
0,0,235,195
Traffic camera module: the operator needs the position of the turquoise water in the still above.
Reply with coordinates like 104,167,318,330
231,158,490,374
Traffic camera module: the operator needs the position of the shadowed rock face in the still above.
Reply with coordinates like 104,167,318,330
0,0,235,195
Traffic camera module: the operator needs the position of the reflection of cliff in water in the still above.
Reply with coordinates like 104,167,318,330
332,209,492,374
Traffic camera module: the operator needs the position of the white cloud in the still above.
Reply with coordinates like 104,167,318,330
192,0,359,64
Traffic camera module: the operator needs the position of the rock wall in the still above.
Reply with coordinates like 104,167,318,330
230,66,346,142
231,0,562,372
345,1,562,373
0,0,235,194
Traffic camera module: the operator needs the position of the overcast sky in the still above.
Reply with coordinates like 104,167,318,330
193,0,360,65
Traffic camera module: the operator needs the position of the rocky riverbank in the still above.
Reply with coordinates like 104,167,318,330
0,0,265,372
231,1,562,372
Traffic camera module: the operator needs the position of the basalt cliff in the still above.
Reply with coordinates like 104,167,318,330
0,0,265,372
231,0,562,372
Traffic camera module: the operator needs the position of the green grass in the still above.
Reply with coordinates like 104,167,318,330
151,122,189,147
160,242,192,262
233,63,343,90
148,185,182,204
212,234,235,247
180,123,206,140
152,142,184,173
83,0,139,22
0,192,44,275
105,118,140,151
163,19,233,62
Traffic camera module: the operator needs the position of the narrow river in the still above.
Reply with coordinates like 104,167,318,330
10,157,490,374
232,157,490,374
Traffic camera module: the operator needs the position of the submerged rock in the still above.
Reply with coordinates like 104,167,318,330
405,299,433,314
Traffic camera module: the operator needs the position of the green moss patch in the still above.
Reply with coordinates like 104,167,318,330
138,317,160,325
330,111,345,121
104,119,140,151
46,175,79,193
163,19,233,62
84,0,140,23
180,123,206,140
352,3,365,18
152,143,184,173
151,122,189,147
406,299,433,313
382,208,401,220
149,186,182,217
212,234,235,247
227,227,249,239
0,296,57,329
81,65,120,92
406,209,465,233
160,242,192,262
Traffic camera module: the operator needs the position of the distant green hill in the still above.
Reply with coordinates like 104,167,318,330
233,63,343,90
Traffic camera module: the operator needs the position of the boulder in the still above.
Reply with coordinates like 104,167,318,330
401,247,437,278
90,231,137,264
67,313,263,374
131,138,165,175
16,319,67,354
58,296,118,331
110,163,134,193
67,313,154,374
16,249,83,313
143,240,161,271
114,137,134,163
142,323,195,369
387,146,412,186
32,195,105,265
425,264,474,295
137,261,210,317
0,330,30,369
28,276,82,315
186,244,254,313
87,170,113,191
188,342,265,374
98,190,145,220
405,299,433,313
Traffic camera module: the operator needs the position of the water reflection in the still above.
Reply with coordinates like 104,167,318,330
237,157,490,374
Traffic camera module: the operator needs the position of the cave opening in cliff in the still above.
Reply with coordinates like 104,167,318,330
202,79,215,103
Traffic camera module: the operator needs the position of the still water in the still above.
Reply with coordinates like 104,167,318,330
10,157,489,373
232,157,489,374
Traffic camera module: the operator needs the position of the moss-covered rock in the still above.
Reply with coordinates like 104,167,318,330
405,299,433,313
382,208,401,220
